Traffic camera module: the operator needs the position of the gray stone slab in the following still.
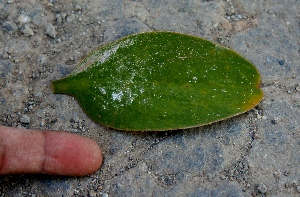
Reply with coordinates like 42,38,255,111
1,0,299,196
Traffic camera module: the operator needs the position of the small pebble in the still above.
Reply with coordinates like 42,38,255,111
278,60,285,65
284,171,289,176
207,174,214,182
292,180,298,187
256,113,262,120
18,14,31,24
7,0,15,3
21,24,34,37
20,115,30,124
56,14,63,24
271,119,277,124
285,182,292,188
262,115,267,120
73,189,80,195
257,183,267,193
89,190,97,197
45,23,57,38
28,105,34,111
251,192,257,197
219,175,226,180
75,4,82,11
2,52,9,59
253,133,261,139
61,13,67,20
66,13,76,22
73,116,79,122
1,21,18,34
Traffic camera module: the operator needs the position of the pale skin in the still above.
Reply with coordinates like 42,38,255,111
0,125,103,176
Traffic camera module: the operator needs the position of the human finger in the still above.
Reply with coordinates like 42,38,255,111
0,125,103,176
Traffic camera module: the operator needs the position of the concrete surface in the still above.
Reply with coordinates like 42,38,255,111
0,0,300,196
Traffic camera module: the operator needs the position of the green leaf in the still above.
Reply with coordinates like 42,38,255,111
52,31,263,131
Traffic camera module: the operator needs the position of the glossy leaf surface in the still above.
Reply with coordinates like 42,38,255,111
52,31,263,131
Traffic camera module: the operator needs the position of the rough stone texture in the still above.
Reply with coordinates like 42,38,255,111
1,20,18,34
0,0,299,196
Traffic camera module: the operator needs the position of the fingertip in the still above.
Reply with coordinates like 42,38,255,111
0,126,103,176
81,136,103,175
43,131,103,176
